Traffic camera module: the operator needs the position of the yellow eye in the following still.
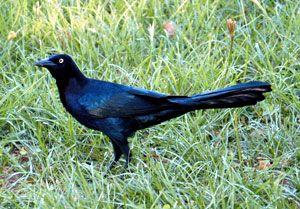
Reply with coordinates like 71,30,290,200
59,58,64,63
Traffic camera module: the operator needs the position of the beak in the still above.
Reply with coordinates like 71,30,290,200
34,58,56,67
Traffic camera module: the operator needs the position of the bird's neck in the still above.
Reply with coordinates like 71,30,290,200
69,64,87,82
55,65,87,89
56,75,87,93
55,65,88,106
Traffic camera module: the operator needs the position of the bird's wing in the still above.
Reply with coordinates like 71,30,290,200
78,86,187,118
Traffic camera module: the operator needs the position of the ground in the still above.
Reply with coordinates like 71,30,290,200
0,0,299,208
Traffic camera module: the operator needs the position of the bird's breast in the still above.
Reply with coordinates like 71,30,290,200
63,93,84,115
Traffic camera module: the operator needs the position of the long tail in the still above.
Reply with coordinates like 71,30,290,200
169,81,272,109
133,81,271,131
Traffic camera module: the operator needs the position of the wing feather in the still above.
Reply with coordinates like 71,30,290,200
78,87,185,118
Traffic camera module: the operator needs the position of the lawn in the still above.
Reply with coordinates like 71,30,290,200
0,0,299,208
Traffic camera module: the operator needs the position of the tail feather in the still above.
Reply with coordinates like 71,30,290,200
133,81,271,131
169,81,271,109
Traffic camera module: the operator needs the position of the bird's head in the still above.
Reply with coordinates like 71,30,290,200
35,54,84,81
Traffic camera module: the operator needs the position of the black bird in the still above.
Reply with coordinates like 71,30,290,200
35,54,272,169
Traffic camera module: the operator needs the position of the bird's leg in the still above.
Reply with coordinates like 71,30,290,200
119,143,131,168
108,140,123,170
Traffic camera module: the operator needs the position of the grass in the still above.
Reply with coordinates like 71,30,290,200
0,0,299,208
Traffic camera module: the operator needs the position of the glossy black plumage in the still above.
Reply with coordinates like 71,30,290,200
35,54,272,169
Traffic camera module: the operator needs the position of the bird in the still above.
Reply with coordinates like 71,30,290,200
35,54,272,169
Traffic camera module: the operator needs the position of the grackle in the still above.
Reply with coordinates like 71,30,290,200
35,54,271,169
